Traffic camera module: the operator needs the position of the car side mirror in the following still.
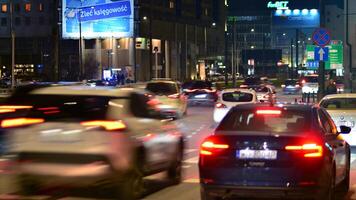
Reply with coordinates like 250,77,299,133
340,125,351,134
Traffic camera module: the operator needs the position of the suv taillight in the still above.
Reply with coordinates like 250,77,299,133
200,136,229,156
285,143,323,158
215,103,227,109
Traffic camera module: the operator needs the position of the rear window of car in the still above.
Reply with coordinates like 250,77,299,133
255,87,269,93
303,76,318,83
3,95,120,121
217,108,311,134
146,82,178,95
320,98,356,110
285,80,297,85
182,81,212,89
222,92,253,102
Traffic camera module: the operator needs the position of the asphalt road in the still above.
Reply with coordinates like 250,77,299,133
1,91,355,200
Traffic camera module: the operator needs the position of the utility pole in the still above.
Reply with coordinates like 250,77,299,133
345,0,352,92
78,7,83,80
290,39,294,80
295,29,299,73
10,0,15,89
232,20,237,88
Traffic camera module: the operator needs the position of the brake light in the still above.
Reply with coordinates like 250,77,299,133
281,84,286,88
200,137,229,156
168,93,180,99
215,103,227,109
295,84,300,88
256,110,281,115
81,120,126,131
0,109,16,114
301,79,306,84
1,118,44,128
285,143,323,158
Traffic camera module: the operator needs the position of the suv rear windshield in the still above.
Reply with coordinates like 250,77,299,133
285,80,297,85
182,81,212,89
217,108,311,134
303,76,318,83
320,98,356,110
222,92,253,102
3,95,119,121
146,82,178,95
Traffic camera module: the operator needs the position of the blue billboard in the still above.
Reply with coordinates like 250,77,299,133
273,9,320,28
62,0,134,39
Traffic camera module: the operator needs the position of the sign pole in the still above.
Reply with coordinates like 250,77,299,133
318,61,325,100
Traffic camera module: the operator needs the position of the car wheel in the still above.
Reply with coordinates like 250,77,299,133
315,166,335,200
167,143,183,185
338,153,350,195
116,167,145,200
200,187,218,200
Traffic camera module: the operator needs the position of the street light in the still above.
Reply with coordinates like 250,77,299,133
251,28,255,32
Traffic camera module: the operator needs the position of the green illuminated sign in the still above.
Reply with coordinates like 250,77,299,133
306,43,343,70
267,1,289,10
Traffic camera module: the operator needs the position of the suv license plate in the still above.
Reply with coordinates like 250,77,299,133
236,150,277,160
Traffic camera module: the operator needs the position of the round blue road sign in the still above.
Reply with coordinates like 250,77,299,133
312,28,331,47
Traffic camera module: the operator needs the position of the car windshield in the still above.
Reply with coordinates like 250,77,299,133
303,76,318,83
146,82,178,95
285,80,297,85
254,87,269,93
182,81,212,89
3,95,119,121
244,78,261,85
217,108,311,133
222,92,253,102
320,98,356,110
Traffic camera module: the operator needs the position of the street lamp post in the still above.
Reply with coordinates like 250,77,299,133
10,0,15,89
78,9,83,80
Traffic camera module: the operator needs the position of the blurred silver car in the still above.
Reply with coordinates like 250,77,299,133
1,85,184,199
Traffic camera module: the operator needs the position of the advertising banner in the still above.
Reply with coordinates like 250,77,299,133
62,0,134,39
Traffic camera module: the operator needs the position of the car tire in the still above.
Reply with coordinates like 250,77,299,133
116,167,145,200
167,143,183,185
200,187,218,200
338,152,351,195
315,165,335,200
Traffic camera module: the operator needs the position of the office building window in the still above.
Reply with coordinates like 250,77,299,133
38,3,44,12
39,16,44,25
169,0,174,9
25,17,31,25
15,17,21,25
25,3,31,12
1,18,7,26
1,4,7,13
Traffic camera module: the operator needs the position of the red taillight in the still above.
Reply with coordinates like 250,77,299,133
285,143,323,158
295,84,300,88
1,118,44,128
81,120,126,131
215,103,227,109
301,80,306,84
200,137,229,156
256,109,281,115
0,105,33,110
168,93,180,99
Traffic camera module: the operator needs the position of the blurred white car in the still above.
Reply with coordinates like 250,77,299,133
253,85,276,103
301,75,319,94
319,94,356,146
1,85,184,199
146,80,188,118
213,89,257,123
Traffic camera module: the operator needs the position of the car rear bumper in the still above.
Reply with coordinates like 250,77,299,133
201,184,318,199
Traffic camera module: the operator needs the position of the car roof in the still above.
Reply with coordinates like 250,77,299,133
231,103,314,112
148,80,178,84
222,88,256,94
321,93,356,100
14,85,142,97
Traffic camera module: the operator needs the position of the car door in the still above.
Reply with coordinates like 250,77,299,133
319,108,347,184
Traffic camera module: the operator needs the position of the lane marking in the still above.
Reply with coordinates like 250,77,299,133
184,178,200,183
184,156,199,164
184,149,198,154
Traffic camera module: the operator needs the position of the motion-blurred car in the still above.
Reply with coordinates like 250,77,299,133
85,79,111,87
281,79,301,94
200,104,351,200
213,89,257,123
335,79,345,93
319,94,356,146
146,80,188,118
301,75,319,94
182,81,218,106
240,77,262,89
1,85,184,199
252,85,276,103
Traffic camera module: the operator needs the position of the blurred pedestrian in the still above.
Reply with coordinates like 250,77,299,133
326,79,337,95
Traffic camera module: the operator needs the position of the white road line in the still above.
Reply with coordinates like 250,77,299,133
184,156,199,164
184,149,198,154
